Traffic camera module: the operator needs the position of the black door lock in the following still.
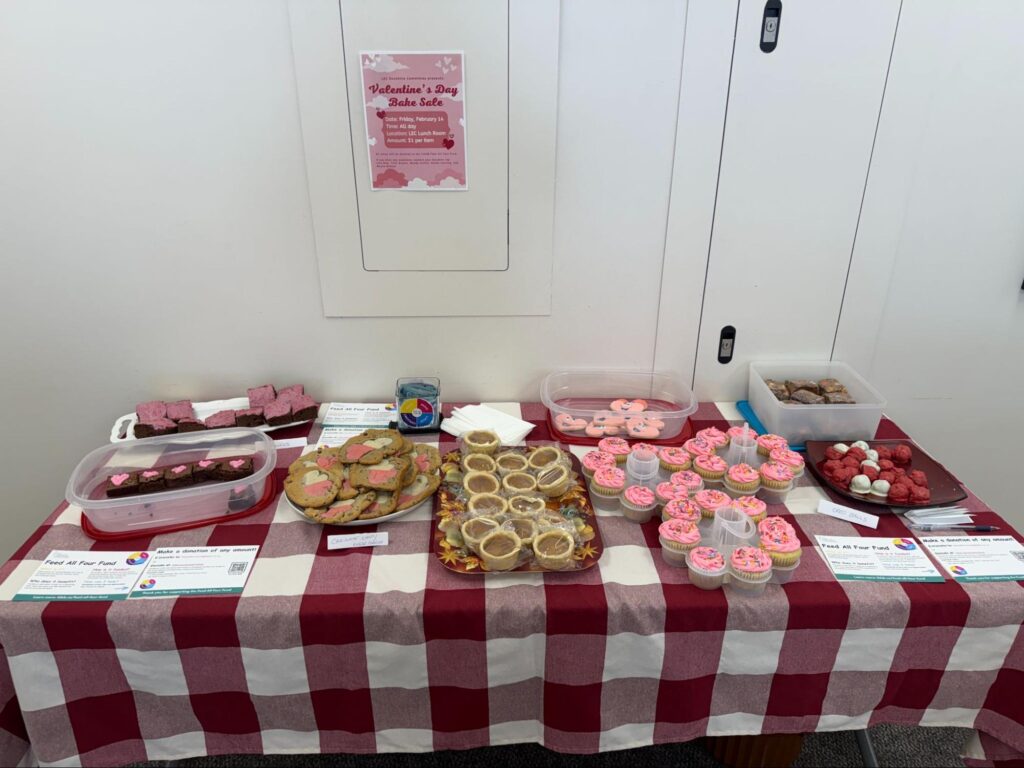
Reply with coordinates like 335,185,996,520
761,0,781,53
718,326,736,364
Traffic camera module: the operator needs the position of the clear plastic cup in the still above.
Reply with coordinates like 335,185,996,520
771,560,800,584
725,568,771,595
725,423,758,467
757,481,794,505
626,449,660,490
590,490,622,512
707,506,757,553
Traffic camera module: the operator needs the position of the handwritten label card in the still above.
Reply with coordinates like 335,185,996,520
327,532,389,551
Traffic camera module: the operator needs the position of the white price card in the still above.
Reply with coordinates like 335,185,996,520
273,437,308,450
129,546,258,598
13,550,151,602
816,535,944,582
919,536,1024,582
817,499,879,529
327,532,389,550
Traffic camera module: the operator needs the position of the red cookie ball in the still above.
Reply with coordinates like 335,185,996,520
862,466,880,482
823,459,843,475
910,485,931,503
842,455,861,468
909,470,929,488
878,459,895,471
894,476,915,489
846,447,868,462
887,484,910,504
824,447,844,462
874,446,892,461
892,444,913,465
879,470,896,484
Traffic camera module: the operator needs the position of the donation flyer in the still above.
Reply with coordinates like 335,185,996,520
128,546,258,598
919,536,1024,582
13,550,152,601
816,536,944,582
361,51,467,190
316,403,395,448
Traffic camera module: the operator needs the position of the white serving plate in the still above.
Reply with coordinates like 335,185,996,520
285,494,431,527
110,396,314,443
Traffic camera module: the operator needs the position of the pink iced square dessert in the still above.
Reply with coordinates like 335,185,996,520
247,385,277,407
136,401,166,421
205,410,237,429
165,400,194,421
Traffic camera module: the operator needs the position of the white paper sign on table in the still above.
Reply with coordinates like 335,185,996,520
13,550,151,602
817,500,880,529
816,535,944,582
316,403,396,448
327,532,389,551
129,546,258,598
273,437,308,450
919,536,1024,582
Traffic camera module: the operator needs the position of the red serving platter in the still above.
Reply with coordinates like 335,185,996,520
805,439,967,510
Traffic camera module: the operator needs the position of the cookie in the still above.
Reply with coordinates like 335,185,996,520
285,468,339,508
395,472,441,511
289,447,344,479
400,459,417,488
359,490,398,520
349,456,411,491
308,492,375,524
339,429,404,465
410,444,441,474
398,437,415,455
335,465,360,500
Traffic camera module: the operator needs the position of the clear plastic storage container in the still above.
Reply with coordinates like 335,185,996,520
67,428,276,535
541,370,697,441
748,361,886,445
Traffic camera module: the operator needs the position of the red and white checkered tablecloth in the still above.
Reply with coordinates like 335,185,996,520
0,402,1022,767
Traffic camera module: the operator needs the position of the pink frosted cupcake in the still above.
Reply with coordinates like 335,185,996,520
759,515,796,539
724,463,760,494
621,484,657,523
693,454,727,483
631,442,660,456
658,446,691,473
769,447,805,478
697,426,729,449
686,546,727,589
655,481,690,508
658,518,701,567
727,425,758,444
728,546,773,590
694,488,731,519
759,522,802,567
735,495,767,523
581,450,617,481
591,466,626,498
759,461,794,490
757,433,788,457
598,437,631,464
669,470,704,496
662,497,702,523
683,437,716,459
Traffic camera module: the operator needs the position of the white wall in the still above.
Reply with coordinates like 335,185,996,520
0,0,698,558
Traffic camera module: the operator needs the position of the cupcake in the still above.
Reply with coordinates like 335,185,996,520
591,466,626,498
759,461,794,490
621,485,657,523
669,470,704,496
655,481,690,508
756,434,788,457
662,497,701,523
598,437,631,464
658,446,691,473
758,515,795,539
533,529,575,570
693,454,727,483
581,450,616,481
683,437,716,459
769,447,805,477
727,425,758,445
658,518,701,566
631,442,660,456
694,489,731,519
734,495,767,523
728,546,773,589
724,463,760,493
463,429,501,455
759,523,802,567
686,546,727,589
495,451,529,476
697,427,729,449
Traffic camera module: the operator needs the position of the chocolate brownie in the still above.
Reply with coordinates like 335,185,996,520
235,407,265,427
264,399,293,426
790,389,825,404
164,463,194,488
765,379,789,400
216,456,254,481
105,471,139,498
136,401,167,421
134,417,178,438
786,379,820,395
166,400,194,421
290,394,318,421
276,385,304,403
192,458,220,481
824,391,856,404
176,418,207,432
247,385,277,407
818,378,847,394
137,469,165,493
204,410,236,429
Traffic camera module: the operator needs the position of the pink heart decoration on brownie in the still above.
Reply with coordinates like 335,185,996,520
198,460,215,468
229,459,245,469
142,470,160,478
171,465,187,474
111,473,130,486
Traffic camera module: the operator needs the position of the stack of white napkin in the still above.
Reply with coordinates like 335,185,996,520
441,404,534,445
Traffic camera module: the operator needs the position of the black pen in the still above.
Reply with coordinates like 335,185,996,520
908,524,1000,532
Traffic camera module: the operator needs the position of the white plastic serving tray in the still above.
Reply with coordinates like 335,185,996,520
110,396,313,443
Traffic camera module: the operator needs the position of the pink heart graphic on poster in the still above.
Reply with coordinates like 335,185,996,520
443,138,454,149
376,110,386,119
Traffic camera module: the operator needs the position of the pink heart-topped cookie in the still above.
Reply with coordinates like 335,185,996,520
592,411,626,427
111,473,130,486
610,398,648,413
585,422,620,438
625,418,662,439
626,414,665,430
229,459,245,469
554,413,587,432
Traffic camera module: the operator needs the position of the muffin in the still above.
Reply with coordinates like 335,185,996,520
686,546,727,589
662,497,702,523
756,434,788,458
462,453,498,474
693,454,727,483
769,447,805,478
655,481,690,508
621,485,657,523
590,466,626,499
478,530,522,571
658,446,692,473
694,489,731,520
728,546,773,589
734,495,767,523
696,427,729,449
724,463,760,494
669,470,704,496
658,518,701,567
495,451,529,476
581,450,616,481
597,437,631,464
759,461,794,490
463,430,501,455
532,529,575,570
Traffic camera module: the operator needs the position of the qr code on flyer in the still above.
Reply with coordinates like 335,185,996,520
1010,551,1024,563
229,562,248,575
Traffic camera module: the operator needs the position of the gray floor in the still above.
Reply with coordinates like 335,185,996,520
136,725,971,767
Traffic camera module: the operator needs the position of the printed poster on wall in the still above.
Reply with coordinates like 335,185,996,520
361,51,467,190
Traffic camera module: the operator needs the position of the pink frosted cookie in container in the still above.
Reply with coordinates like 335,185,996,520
658,518,701,567
590,466,626,511
655,481,690,509
686,546,727,589
734,495,767,524
769,447,805,478
697,426,729,450
662,497,702,524
693,454,728,483
598,437,631,465
621,484,657,523
724,463,760,496
727,546,773,594
669,470,704,497
694,488,732,520
658,446,691,475
581,450,617,482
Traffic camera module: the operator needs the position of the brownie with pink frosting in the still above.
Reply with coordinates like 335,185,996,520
290,394,318,422
235,407,265,428
136,401,167,422
264,399,293,426
247,385,277,407
276,385,304,403
164,463,194,489
105,471,138,498
165,400,194,421
204,410,237,429
216,457,253,481
134,417,177,439
176,418,206,433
